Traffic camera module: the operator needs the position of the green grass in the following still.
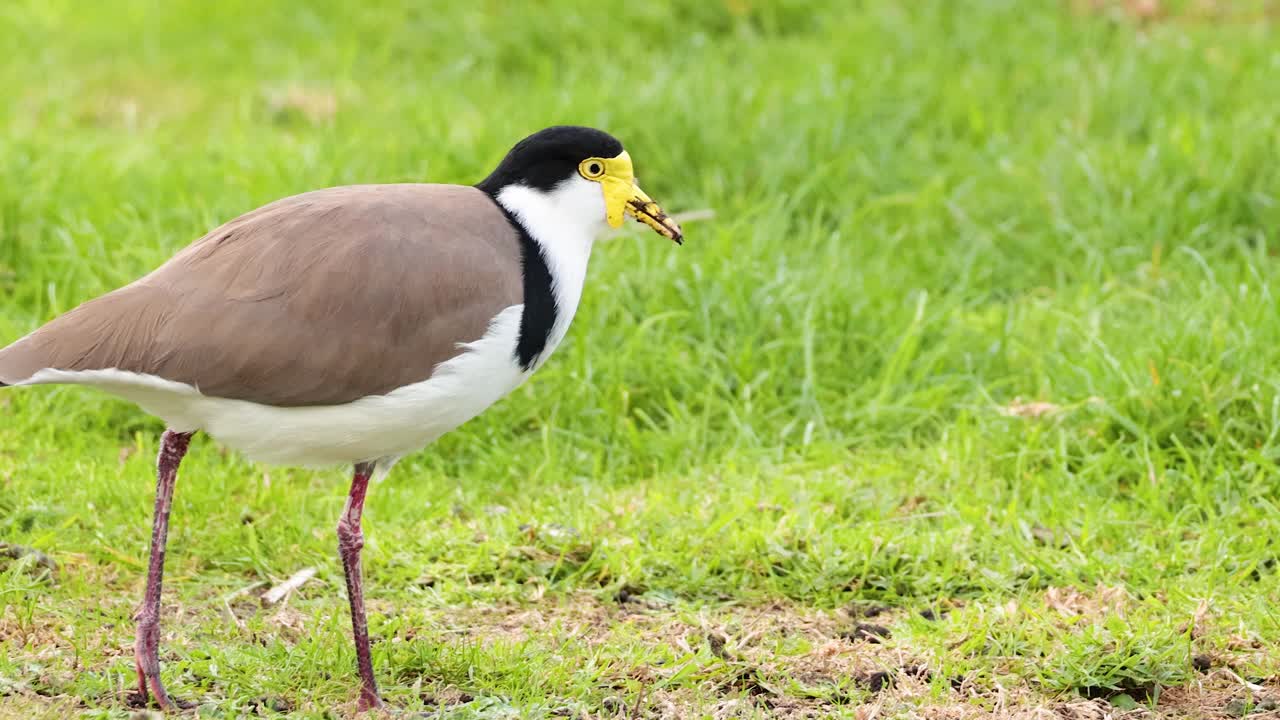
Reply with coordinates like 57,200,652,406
2,0,1280,717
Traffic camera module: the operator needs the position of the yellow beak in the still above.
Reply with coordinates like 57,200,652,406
599,151,683,244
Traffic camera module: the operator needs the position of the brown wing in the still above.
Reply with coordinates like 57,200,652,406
0,184,524,406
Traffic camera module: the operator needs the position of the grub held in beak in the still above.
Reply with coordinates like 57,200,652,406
626,189,683,244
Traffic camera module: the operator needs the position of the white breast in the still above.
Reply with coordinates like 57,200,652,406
495,176,603,368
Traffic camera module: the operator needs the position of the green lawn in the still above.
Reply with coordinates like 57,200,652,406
2,1,1279,717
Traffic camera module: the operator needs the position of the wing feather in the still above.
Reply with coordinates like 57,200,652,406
0,184,524,406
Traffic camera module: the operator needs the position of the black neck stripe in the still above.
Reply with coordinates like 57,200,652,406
481,192,558,370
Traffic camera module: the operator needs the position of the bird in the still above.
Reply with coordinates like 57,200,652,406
0,125,683,712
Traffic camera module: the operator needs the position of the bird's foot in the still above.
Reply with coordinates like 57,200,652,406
126,683,194,712
357,686,384,712
133,626,193,711
130,663,192,712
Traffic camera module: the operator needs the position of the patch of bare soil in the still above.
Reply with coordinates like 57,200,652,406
441,591,1278,719
3,581,1278,717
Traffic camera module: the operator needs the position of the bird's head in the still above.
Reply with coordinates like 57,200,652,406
477,126,683,244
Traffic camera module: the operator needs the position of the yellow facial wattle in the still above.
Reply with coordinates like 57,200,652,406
579,150,683,243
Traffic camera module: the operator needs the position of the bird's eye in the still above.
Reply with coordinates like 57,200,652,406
579,159,606,180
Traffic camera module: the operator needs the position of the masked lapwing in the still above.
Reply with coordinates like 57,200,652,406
0,126,683,711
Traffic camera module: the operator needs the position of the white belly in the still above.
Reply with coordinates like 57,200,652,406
23,305,531,467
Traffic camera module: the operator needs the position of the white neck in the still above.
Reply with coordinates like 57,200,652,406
495,179,606,367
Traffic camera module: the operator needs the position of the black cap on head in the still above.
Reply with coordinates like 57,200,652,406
477,126,624,195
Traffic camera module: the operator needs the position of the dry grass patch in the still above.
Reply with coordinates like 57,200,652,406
2,576,1279,717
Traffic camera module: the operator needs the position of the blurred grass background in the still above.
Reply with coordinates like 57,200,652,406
2,1,1280,717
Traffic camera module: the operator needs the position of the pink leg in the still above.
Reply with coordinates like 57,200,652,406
133,429,193,710
338,461,383,711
